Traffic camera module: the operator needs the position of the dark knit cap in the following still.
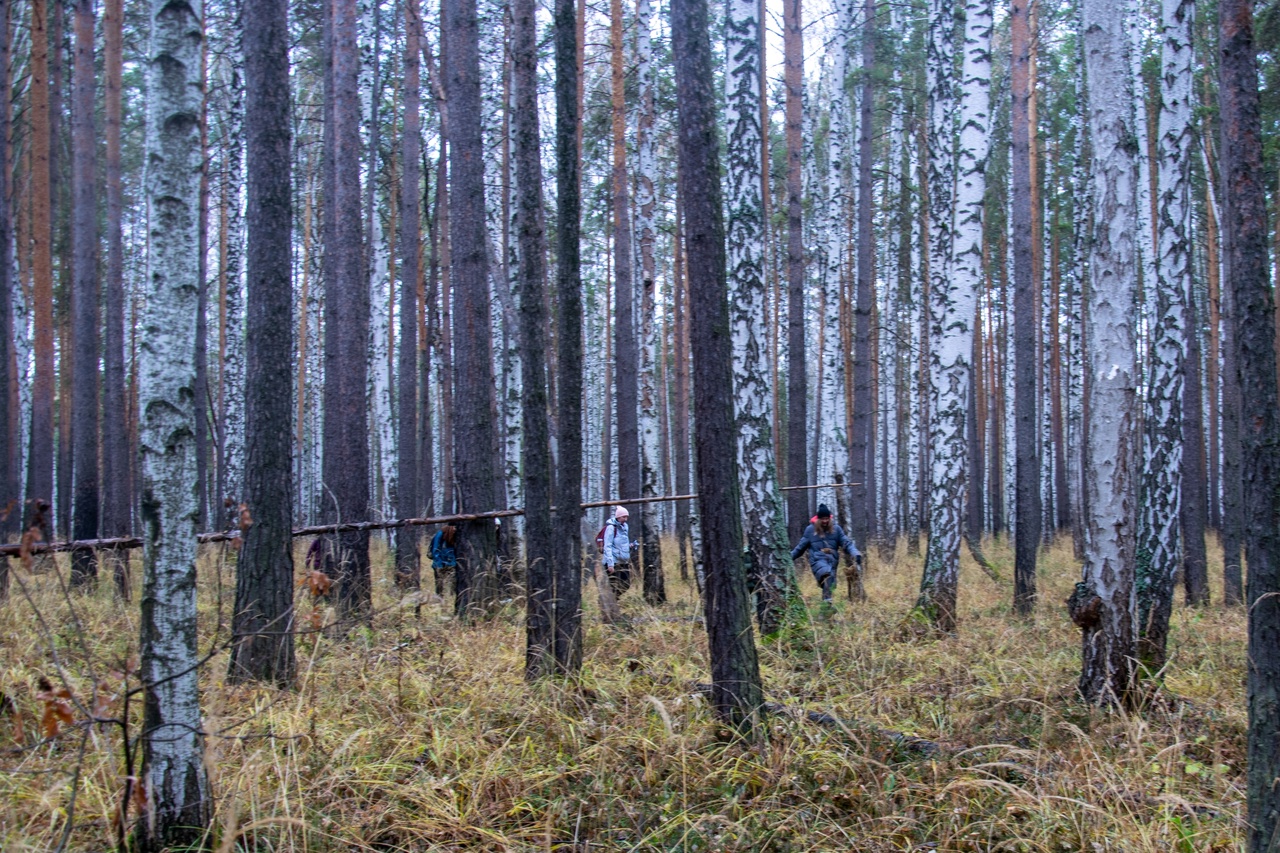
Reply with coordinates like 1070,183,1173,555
816,503,832,518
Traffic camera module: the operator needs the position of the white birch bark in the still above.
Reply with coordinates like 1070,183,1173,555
1075,0,1139,706
369,214,395,522
820,44,850,518
139,0,209,844
1136,0,1193,660
216,8,244,508
637,0,662,591
906,140,922,550
917,0,971,629
727,0,794,629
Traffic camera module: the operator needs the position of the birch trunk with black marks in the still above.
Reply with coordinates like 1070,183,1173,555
1075,0,1139,707
138,1,210,846
727,0,796,635
1136,0,1193,672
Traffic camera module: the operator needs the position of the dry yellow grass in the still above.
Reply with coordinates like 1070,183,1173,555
0,534,1248,851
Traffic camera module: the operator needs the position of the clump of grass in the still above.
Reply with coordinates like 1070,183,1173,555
0,534,1247,851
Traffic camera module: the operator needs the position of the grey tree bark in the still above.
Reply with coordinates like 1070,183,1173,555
514,0,554,678
138,1,211,846
229,0,295,688
396,0,423,591
783,0,808,542
1217,0,1280,845
671,0,764,731
446,0,500,615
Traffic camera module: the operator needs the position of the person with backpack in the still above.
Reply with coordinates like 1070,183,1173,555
600,506,636,597
429,524,458,596
791,503,862,603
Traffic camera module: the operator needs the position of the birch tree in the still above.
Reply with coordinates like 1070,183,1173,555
917,0,990,633
138,0,210,845
637,0,664,605
727,0,796,634
671,0,763,730
1071,0,1139,707
1136,0,1193,672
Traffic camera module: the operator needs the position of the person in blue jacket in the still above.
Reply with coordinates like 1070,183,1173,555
601,506,637,597
791,503,862,602
430,524,458,596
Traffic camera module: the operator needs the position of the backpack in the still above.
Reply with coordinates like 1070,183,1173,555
595,519,616,554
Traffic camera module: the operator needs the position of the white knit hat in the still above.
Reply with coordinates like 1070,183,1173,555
615,505,629,519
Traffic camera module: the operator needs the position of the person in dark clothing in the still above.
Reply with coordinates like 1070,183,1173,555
790,503,862,602
430,524,458,596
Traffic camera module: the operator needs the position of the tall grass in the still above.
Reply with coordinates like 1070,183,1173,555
0,534,1247,851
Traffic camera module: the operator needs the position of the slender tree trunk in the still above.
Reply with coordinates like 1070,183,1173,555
636,0,663,605
1074,0,1139,708
396,0,423,590
783,0,808,542
323,0,372,625
446,0,499,615
0,0,11,554
229,0,295,688
69,0,99,588
1011,0,1041,615
672,0,764,730
673,189,691,582
610,0,639,557
551,0,584,670
27,0,54,537
1216,0,1280,844
1205,131,1221,533
103,0,130,595
195,35,210,530
1182,268,1209,606
138,1,211,846
1136,0,1193,673
851,0,877,549
513,0,553,676
727,0,796,634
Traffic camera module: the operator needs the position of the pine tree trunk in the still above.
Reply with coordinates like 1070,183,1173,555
552,0,584,671
446,0,499,615
1011,0,1041,615
103,0,130,595
783,0,808,542
138,1,211,846
69,0,99,588
1217,0,1280,843
1136,0,1194,672
727,0,796,635
610,0,639,561
27,0,54,538
396,0,423,589
1181,276,1210,606
672,0,764,730
323,0,373,625
513,0,554,677
0,0,11,557
1075,0,1139,708
229,0,295,688
851,0,877,549
673,191,692,582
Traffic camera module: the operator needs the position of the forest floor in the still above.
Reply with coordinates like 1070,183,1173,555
0,533,1248,852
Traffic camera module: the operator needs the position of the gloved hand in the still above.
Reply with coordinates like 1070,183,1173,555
855,554,864,566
